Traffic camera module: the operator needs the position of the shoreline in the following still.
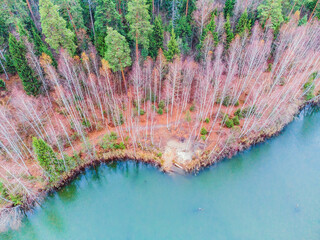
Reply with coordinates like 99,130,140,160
0,100,319,233
182,101,319,172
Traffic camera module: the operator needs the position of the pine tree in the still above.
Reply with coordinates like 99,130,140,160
94,0,122,56
0,79,6,91
9,34,42,96
32,137,65,182
53,0,86,31
201,14,219,46
4,53,16,74
224,15,234,50
39,0,76,55
149,16,164,58
223,0,236,18
126,0,153,58
165,29,180,61
175,15,193,53
235,10,250,36
104,27,132,79
257,0,284,30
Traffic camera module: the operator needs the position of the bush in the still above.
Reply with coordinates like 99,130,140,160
0,182,8,198
139,109,145,115
267,63,272,72
222,96,231,106
200,127,208,135
232,116,240,125
310,72,318,80
152,105,156,111
109,132,118,141
157,108,163,115
0,79,6,91
190,104,195,112
82,119,91,128
305,92,315,101
115,142,125,150
157,152,162,158
222,96,239,106
234,109,243,119
303,79,315,101
205,118,210,123
9,194,23,205
201,135,206,141
158,100,165,109
225,118,234,128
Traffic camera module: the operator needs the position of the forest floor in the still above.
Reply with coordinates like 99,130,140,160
1,72,319,216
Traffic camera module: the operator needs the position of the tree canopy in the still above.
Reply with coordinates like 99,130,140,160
39,0,76,55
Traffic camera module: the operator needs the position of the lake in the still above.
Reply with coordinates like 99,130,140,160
2,106,320,240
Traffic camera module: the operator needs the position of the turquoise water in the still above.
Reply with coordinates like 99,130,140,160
2,107,320,240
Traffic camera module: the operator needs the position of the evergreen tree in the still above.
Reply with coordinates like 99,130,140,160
298,14,308,26
165,29,180,61
94,0,122,56
39,0,76,55
104,27,132,78
4,53,16,74
201,14,218,46
149,16,164,58
306,0,320,20
0,79,6,91
53,0,86,31
126,0,153,58
235,10,250,36
179,0,196,21
224,15,234,50
257,0,284,30
31,25,57,67
0,14,9,44
32,137,65,182
223,0,236,18
175,15,193,53
9,34,42,96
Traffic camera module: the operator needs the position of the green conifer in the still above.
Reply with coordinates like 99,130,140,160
126,0,153,57
149,16,164,58
235,10,250,36
165,29,180,61
94,0,122,56
9,34,42,96
32,137,65,181
104,27,132,74
224,15,234,50
224,0,236,18
39,0,76,55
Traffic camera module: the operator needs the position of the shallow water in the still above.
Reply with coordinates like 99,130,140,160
2,107,320,240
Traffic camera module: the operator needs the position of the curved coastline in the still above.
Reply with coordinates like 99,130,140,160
0,100,319,232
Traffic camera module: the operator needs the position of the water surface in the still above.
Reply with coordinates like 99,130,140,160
2,107,320,240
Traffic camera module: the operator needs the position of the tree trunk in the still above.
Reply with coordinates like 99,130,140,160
288,2,297,17
135,32,139,60
88,0,96,40
120,66,127,93
185,0,189,16
26,0,36,24
118,0,122,14
309,0,320,22
67,6,78,36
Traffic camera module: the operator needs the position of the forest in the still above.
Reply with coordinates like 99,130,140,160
0,0,320,229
